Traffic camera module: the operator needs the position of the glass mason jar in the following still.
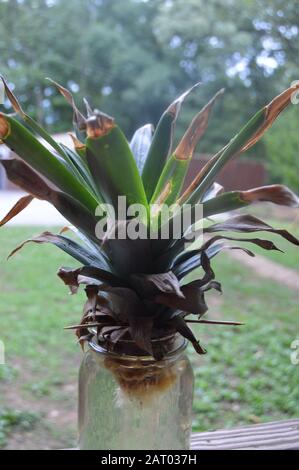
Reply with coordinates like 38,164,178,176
78,334,194,450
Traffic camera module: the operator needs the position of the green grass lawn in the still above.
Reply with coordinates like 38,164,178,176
0,226,298,448
0,226,83,448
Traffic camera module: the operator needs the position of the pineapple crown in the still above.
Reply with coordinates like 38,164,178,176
1,75,299,359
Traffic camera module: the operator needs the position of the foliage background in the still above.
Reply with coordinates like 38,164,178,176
0,0,299,189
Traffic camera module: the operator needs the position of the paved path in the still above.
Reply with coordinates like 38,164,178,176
231,250,299,290
0,191,66,226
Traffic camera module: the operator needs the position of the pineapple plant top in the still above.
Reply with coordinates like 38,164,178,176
0,76,299,360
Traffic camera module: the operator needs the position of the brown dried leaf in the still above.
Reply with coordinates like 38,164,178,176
171,316,206,354
0,158,55,199
0,76,26,117
0,114,10,140
242,82,299,152
0,195,34,227
205,214,299,246
1,158,99,242
131,271,185,299
46,78,87,130
68,133,86,151
241,185,299,207
85,285,100,318
175,88,224,160
187,319,244,326
57,267,81,294
129,315,153,355
155,286,208,315
167,82,201,118
108,327,129,346
200,234,283,253
83,97,94,117
86,110,115,139
155,253,219,315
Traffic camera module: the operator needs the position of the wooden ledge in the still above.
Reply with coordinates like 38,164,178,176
190,418,299,450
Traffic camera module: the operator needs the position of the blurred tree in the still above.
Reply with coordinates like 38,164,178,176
153,0,291,155
0,0,188,135
254,0,299,83
0,0,298,185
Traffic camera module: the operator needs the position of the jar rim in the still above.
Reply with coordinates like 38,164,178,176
88,333,187,362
